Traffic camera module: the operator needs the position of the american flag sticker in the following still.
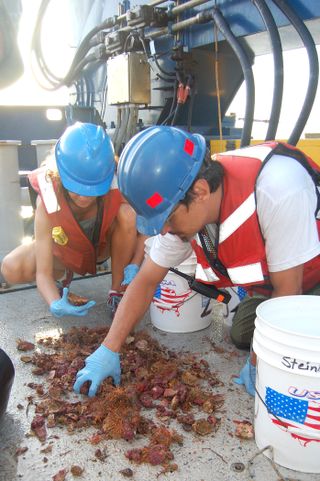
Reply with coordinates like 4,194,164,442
153,283,192,316
265,386,320,446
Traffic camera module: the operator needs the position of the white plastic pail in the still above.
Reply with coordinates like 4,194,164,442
145,237,213,333
253,296,320,473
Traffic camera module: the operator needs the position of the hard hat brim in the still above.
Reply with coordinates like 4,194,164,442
61,171,114,197
136,205,174,235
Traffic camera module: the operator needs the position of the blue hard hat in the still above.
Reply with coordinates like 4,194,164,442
118,126,206,235
55,122,115,196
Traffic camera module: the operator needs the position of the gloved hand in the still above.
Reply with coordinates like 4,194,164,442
234,357,256,397
50,287,96,318
121,263,140,286
106,290,123,316
73,344,121,397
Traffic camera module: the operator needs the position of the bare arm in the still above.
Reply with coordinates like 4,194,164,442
130,234,149,266
34,200,61,305
269,264,304,297
103,256,169,352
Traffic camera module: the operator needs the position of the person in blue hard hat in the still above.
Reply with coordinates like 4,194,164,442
73,125,320,398
1,122,142,318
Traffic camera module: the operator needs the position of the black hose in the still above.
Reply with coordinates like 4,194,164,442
211,8,255,147
272,0,319,146
66,53,97,87
155,73,176,83
31,0,113,90
252,0,283,141
159,80,178,125
152,55,176,77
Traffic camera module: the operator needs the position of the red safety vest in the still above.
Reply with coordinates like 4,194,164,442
29,167,123,275
191,142,320,295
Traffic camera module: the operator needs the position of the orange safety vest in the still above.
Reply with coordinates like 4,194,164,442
29,166,123,275
191,142,320,295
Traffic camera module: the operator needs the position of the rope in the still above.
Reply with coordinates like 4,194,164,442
214,24,224,154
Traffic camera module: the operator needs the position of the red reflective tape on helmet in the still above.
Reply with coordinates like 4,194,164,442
184,139,194,156
146,192,163,208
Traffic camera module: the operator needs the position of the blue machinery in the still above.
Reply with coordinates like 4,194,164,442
30,0,320,153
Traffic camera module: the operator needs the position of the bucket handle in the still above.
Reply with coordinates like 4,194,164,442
255,362,320,441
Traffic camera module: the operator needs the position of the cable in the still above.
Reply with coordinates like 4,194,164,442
155,72,176,83
214,24,223,145
100,71,109,121
252,0,283,141
159,79,178,125
187,84,196,131
171,102,183,126
31,0,113,90
126,30,176,82
152,55,176,77
211,7,255,147
114,107,130,155
272,0,319,146
112,108,122,154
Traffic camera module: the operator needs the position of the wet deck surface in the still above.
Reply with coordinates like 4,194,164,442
0,274,319,481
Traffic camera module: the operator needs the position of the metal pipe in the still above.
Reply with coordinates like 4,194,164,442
116,0,208,26
117,0,171,22
272,0,319,146
146,11,211,39
252,0,283,141
148,0,170,6
0,141,24,261
171,0,209,16
211,8,255,147
30,139,57,167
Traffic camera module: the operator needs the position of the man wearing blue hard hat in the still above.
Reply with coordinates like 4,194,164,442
73,125,320,398
1,122,141,318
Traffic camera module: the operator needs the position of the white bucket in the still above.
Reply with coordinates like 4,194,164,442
145,238,213,333
253,295,320,473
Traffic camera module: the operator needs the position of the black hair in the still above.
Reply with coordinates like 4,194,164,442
180,149,224,207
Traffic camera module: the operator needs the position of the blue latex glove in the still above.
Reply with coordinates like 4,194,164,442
73,345,121,397
121,263,140,286
50,287,96,318
234,357,256,397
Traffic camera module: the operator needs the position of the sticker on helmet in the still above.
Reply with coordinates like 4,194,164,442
146,192,163,208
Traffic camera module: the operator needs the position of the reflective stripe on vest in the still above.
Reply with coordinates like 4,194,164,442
194,238,264,285
37,171,60,214
226,262,264,284
194,190,264,285
219,192,256,243
195,144,276,285
195,263,220,283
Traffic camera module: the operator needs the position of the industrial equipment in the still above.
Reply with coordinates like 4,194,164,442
28,0,320,155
